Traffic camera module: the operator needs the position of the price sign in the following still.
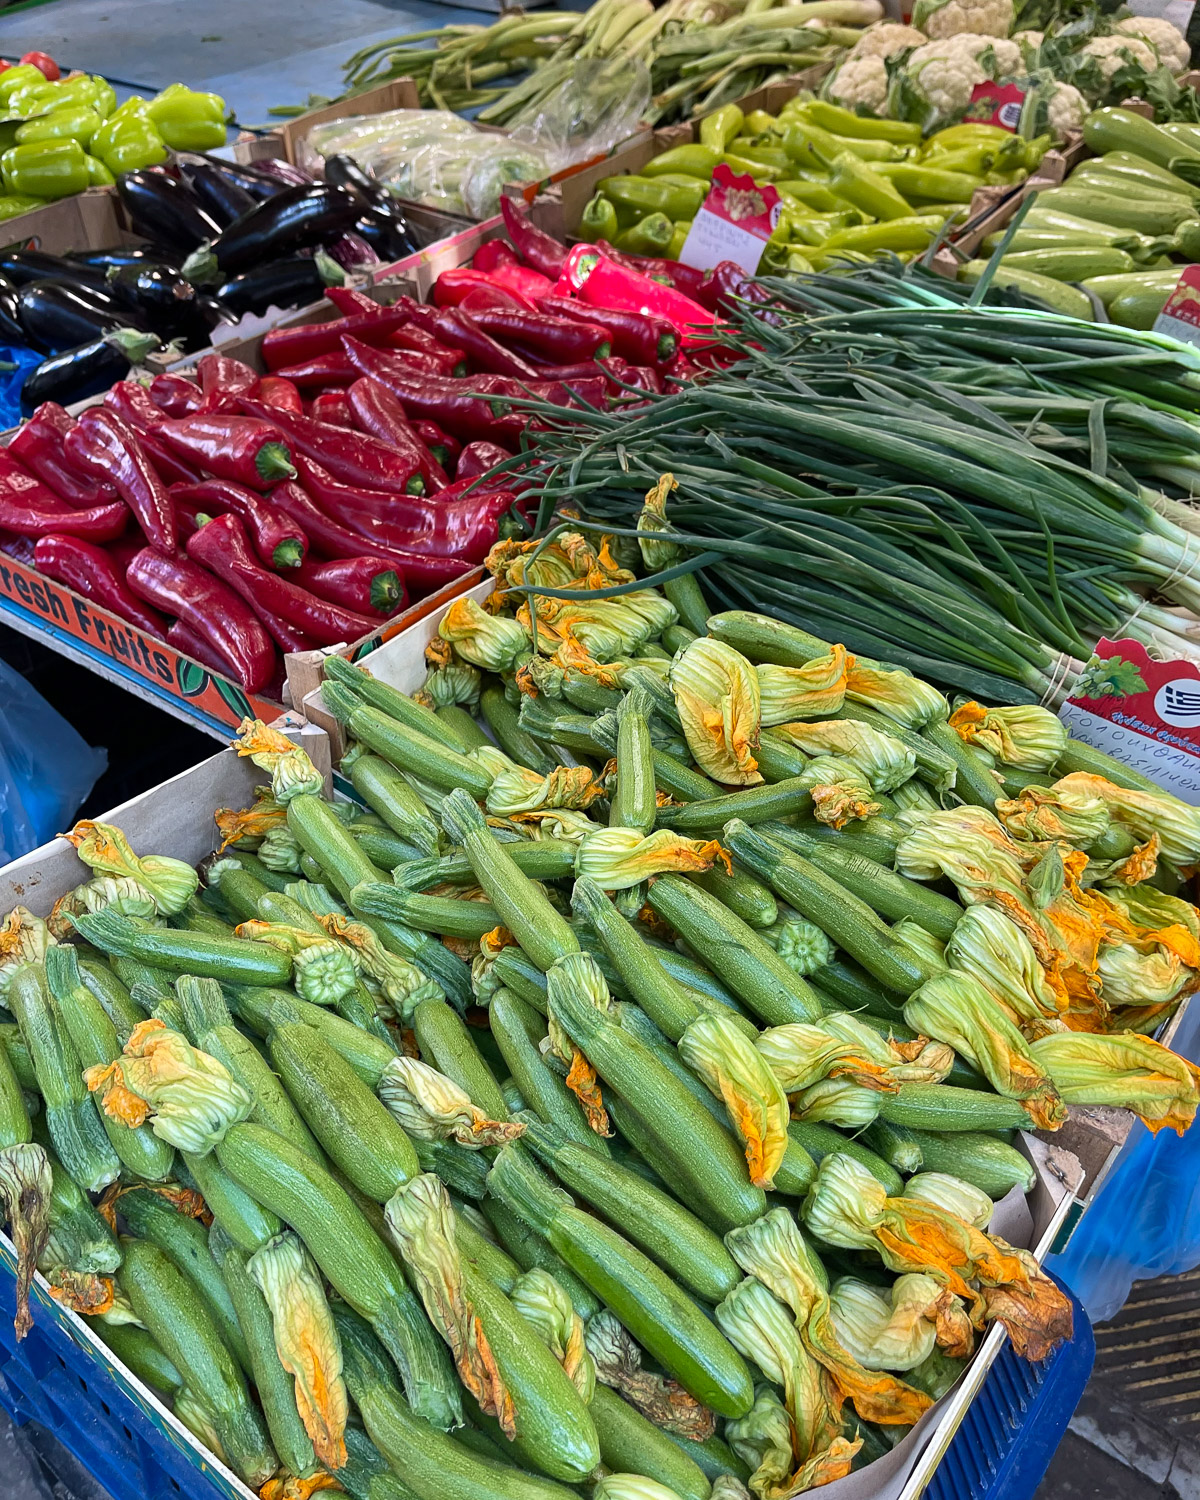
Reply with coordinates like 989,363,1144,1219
965,81,1029,132
1153,264,1200,346
678,165,781,277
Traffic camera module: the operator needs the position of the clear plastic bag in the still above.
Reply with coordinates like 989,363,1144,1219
0,658,107,864
509,57,651,172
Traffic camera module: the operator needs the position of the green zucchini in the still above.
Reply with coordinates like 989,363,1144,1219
834,702,957,788
1055,737,1166,794
412,997,508,1123
591,1385,711,1500
344,745,442,855
663,1429,752,1485
344,898,474,1013
0,1024,38,1093
7,963,119,1193
335,1301,575,1500
657,775,815,833
905,1128,1036,1198
187,1149,281,1253
490,989,610,1157
217,1121,461,1430
437,704,492,750
481,687,559,775
488,1145,754,1419
609,686,657,835
111,955,175,1004
72,912,293,988
119,1187,252,1376
862,1118,923,1175
326,653,470,751
480,1196,600,1320
328,690,494,799
647,874,825,1026
340,1426,425,1500
810,956,907,1023
521,1116,740,1303
707,609,828,666
755,729,809,782
878,1083,1033,1132
287,793,389,906
394,841,577,892
921,720,1003,810
221,848,294,893
227,984,396,1087
352,825,430,870
76,956,146,1042
206,862,272,924
787,812,907,865
690,864,778,929
96,1322,183,1400
353,884,503,942
786,1120,903,1196
46,946,175,1183
118,1237,276,1488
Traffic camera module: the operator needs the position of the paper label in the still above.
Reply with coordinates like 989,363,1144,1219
965,81,1029,132
1058,637,1200,803
678,165,781,277
1153,264,1200,345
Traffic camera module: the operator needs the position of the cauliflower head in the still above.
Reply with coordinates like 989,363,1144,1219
1045,79,1087,140
1012,28,1044,58
849,20,928,59
1116,15,1190,73
830,54,890,111
905,37,990,119
1080,33,1158,80
911,0,1013,39
954,32,1023,74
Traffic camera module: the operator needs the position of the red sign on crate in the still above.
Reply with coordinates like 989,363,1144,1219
1059,636,1200,802
1153,264,1200,346
678,165,782,277
965,81,1028,132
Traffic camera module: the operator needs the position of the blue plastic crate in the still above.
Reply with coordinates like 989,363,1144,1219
925,1275,1094,1500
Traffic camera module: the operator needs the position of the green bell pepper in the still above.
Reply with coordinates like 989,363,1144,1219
1,139,91,199
579,192,619,243
93,114,168,174
642,144,720,181
146,87,226,151
16,106,103,149
614,212,674,256
600,174,707,221
0,194,43,220
0,66,51,106
667,219,691,258
699,104,744,155
85,154,114,186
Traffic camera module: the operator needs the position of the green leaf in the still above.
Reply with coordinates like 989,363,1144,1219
176,659,209,698
215,678,255,722
1074,654,1148,700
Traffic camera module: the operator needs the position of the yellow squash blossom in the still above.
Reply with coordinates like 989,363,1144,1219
378,1056,524,1147
0,908,54,1001
234,921,358,1008
829,1273,974,1370
774,720,915,793
799,755,881,829
486,763,605,819
996,785,1111,847
0,1142,51,1340
1050,772,1200,866
638,473,683,572
679,1014,790,1189
586,1310,715,1439
671,637,763,786
575,826,729,890
233,719,323,804
510,1269,595,1402
62,820,198,916
846,662,948,730
214,796,287,851
316,913,442,1022
440,596,530,672
945,905,1067,1032
756,648,849,727
949,703,1068,772
1030,1030,1200,1134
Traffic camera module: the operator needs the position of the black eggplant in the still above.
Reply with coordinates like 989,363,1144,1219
116,170,222,255
215,252,344,316
182,183,360,283
180,161,257,228
193,294,238,330
68,245,180,272
21,328,160,416
106,262,200,338
0,270,28,348
323,153,391,209
352,209,417,262
184,153,289,201
0,248,113,291
18,279,148,352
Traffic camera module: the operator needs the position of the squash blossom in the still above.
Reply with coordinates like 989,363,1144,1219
174,1389,227,1465
638,473,684,572
510,1268,595,1402
257,823,304,874
546,952,614,1136
249,1230,349,1471
798,755,881,829
945,905,1066,1033
419,662,482,711
1029,1030,1200,1134
85,1019,252,1155
213,796,287,851
1104,881,1200,944
63,820,198,916
904,973,1067,1130
440,596,530,673
762,917,836,977
585,1310,716,1439
1098,939,1192,1011
575,826,730,890
513,808,603,844
0,908,55,995
893,916,948,976
716,1277,860,1491
316,913,443,1021
756,647,850,726
487,763,605,819
801,1154,1074,1360
725,1208,933,1428
948,703,1068,772
594,1477,696,1500
995,785,1111,847
525,596,651,662
0,1141,51,1341
234,921,359,1008
679,1014,791,1189
774,720,916,793
755,1013,915,1094
234,718,324,803
50,877,158,939
1045,772,1200,866
486,536,585,600
379,1056,524,1147
828,1273,972,1371
846,661,948,730
47,1269,115,1319
671,637,763,786
385,1175,514,1436
792,1078,884,1129
903,1173,994,1229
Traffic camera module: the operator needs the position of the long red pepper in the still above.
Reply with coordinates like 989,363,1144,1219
456,440,513,482
197,352,258,413
8,403,119,508
126,547,276,692
500,195,567,279
0,529,37,564
386,325,464,375
237,394,427,497
140,429,204,487
33,534,167,636
295,553,406,616
149,372,205,418
269,350,359,390
345,377,448,491
267,481,472,595
65,410,175,551
253,374,304,414
399,301,541,380
412,420,459,472
324,286,381,317
158,414,297,490
0,471,127,540
293,456,446,535
468,306,610,364
537,293,677,368
603,357,663,396
435,268,534,312
489,261,556,306
261,305,463,373
473,239,517,273
166,617,244,679
186,511,376,649
248,600,321,654
105,380,168,433
170,479,307,569
311,391,354,428
340,339,525,447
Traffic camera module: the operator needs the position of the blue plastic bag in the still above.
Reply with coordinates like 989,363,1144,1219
0,343,45,431
0,658,107,864
1047,999,1200,1322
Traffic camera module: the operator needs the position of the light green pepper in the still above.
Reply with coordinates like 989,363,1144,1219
93,112,167,174
819,214,946,253
801,101,922,145
830,152,914,222
614,212,674,256
873,162,982,204
0,66,51,106
720,152,782,182
667,219,691,259
579,192,619,243
1,139,91,199
643,144,720,181
16,106,103,149
699,104,744,155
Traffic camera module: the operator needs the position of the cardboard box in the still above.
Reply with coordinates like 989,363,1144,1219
233,79,422,167
0,186,140,256
526,125,694,242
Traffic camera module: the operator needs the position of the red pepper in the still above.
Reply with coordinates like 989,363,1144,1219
262,306,408,372
311,390,354,428
126,546,277,692
340,339,525,447
324,285,381,317
602,357,663,396
268,481,471,595
140,430,204,487
500,195,567,279
253,374,305,415
0,529,38,564
149,372,205,418
186,511,376,649
197,352,259,413
537,294,677,369
345,377,448,492
108,530,150,573
65,410,175,553
593,242,721,311
170,479,308,569
245,599,322,654
412,421,459,474
166,618,246,679
238,394,429,498
295,554,406,617
457,282,532,315
456,440,512,482
400,301,541,381
489,262,556,307
434,268,535,313
271,350,359,390
8,403,119,509
33,534,167,636
472,239,518,273
468,306,610,364
293,455,445,536
554,246,718,346
384,326,464,375
530,374,608,410
158,414,298,490
105,380,167,433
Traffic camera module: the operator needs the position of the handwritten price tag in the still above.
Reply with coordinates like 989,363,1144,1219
678,165,781,277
